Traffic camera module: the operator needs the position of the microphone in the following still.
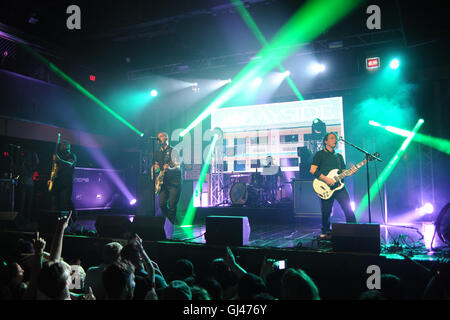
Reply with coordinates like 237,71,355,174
148,136,159,141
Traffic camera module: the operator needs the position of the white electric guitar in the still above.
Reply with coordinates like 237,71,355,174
313,152,379,199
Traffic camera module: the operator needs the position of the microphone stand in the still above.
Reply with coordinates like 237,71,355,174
339,138,381,224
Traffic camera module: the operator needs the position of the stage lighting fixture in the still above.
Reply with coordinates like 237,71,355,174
130,199,137,205
312,118,326,138
283,70,291,77
418,202,434,216
389,59,399,69
150,89,158,97
309,63,326,74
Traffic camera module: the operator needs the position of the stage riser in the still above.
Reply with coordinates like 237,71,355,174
0,231,435,299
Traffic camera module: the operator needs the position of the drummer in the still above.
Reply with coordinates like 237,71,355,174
261,156,282,201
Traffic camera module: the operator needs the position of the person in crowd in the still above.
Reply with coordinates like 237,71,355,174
190,285,211,300
85,241,123,300
280,268,320,300
102,261,135,300
0,262,27,300
170,258,196,286
120,234,160,300
159,280,192,300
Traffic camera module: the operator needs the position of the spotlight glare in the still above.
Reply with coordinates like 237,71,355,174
150,89,158,97
130,198,137,205
389,59,400,69
309,63,326,74
252,77,262,87
283,70,291,77
423,203,434,214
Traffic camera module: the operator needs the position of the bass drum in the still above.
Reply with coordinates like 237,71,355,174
230,182,258,206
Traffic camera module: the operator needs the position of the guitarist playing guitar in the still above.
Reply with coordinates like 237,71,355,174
310,132,357,239
152,132,181,225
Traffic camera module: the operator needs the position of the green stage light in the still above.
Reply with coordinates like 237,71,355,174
150,89,158,97
20,44,143,136
181,134,219,226
355,119,424,220
389,59,400,69
370,119,450,155
231,0,304,101
180,0,362,137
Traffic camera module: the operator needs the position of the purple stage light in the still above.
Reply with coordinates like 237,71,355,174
350,201,356,211
417,202,434,216
130,199,137,205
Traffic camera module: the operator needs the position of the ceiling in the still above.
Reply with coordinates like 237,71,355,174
0,0,448,79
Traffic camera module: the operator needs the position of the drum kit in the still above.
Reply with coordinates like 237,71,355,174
225,172,280,207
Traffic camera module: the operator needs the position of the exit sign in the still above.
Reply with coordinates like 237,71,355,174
366,57,380,70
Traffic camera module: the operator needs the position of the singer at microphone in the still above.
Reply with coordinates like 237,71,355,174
309,132,358,239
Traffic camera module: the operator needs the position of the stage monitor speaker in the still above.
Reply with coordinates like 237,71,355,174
95,215,132,239
205,216,250,246
132,216,174,241
292,179,321,216
136,175,155,216
0,211,18,230
331,223,380,254
38,210,71,234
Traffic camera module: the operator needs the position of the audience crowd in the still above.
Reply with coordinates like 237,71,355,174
0,212,448,300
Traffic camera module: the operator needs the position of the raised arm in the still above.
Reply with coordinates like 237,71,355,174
49,211,72,262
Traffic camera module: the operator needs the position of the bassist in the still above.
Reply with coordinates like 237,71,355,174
309,132,357,239
152,132,181,225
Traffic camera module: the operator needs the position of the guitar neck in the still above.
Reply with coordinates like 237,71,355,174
338,159,367,179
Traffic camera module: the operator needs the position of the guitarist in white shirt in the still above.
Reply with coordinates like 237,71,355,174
152,132,181,225
309,132,357,239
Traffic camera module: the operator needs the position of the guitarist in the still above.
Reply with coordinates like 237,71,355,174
51,140,77,223
152,132,181,225
309,132,357,239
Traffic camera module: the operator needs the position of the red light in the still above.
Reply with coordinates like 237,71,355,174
33,171,40,181
89,75,96,81
3,51,8,57
366,57,380,70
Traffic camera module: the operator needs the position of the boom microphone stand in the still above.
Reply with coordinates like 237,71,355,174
338,137,381,224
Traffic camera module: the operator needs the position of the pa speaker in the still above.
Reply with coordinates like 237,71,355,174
136,175,155,216
292,179,321,216
205,216,250,246
38,210,71,234
95,215,132,239
331,223,380,254
132,216,174,241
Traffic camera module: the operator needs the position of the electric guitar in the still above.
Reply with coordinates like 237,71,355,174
152,161,176,194
313,152,379,200
47,133,61,192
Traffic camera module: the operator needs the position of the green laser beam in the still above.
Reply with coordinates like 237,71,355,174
231,0,304,100
355,119,424,220
21,44,143,136
181,134,219,227
369,120,450,155
181,0,362,137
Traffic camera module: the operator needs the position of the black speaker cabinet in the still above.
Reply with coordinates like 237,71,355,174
132,216,174,241
205,216,250,246
136,175,155,216
331,223,380,254
292,179,321,216
95,215,132,239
